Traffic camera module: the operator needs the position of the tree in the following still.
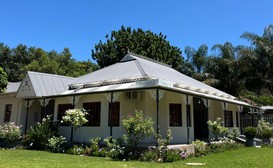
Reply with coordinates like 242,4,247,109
240,25,273,94
0,67,8,93
122,110,154,150
184,44,208,73
62,109,88,143
204,42,245,95
92,26,185,71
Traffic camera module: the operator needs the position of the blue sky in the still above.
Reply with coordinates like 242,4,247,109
1,0,272,62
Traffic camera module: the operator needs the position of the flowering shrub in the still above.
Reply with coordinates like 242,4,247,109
191,139,208,157
0,122,21,147
23,115,56,150
122,110,154,150
154,128,173,162
227,128,240,140
207,118,228,140
103,137,125,160
48,136,66,153
256,119,273,142
62,108,88,142
66,145,85,155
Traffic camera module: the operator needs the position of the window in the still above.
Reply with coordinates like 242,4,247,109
83,102,101,126
169,103,182,126
108,102,120,127
57,104,73,122
4,104,12,122
224,110,233,127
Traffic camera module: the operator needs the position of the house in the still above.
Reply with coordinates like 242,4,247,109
0,52,253,145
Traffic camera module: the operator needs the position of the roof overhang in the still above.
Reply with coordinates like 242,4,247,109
60,78,253,107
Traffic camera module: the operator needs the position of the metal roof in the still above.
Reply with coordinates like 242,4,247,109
6,82,21,93
29,71,76,97
18,71,76,97
69,53,235,100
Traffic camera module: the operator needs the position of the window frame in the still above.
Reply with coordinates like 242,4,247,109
83,102,101,127
169,103,182,127
224,110,233,127
4,104,12,123
108,102,120,127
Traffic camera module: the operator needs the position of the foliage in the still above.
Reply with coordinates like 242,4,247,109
0,122,21,147
0,67,8,93
23,115,56,150
91,26,190,74
243,126,257,139
139,149,157,162
122,110,154,149
184,44,208,74
89,137,107,157
209,139,243,153
207,118,228,140
242,91,273,105
66,145,85,155
62,108,88,142
227,128,240,140
103,137,125,160
48,136,66,153
0,43,98,82
256,119,273,141
191,139,208,157
154,128,173,162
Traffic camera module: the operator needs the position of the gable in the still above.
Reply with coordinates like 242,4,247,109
16,74,36,98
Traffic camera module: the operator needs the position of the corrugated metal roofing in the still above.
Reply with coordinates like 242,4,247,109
6,82,21,93
70,53,235,100
28,71,76,97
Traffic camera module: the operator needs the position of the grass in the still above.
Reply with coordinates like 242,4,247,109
1,147,273,168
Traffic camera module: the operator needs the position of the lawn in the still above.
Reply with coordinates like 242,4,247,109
0,147,273,168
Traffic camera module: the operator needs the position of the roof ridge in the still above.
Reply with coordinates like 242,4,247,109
28,71,76,79
127,52,172,68
134,59,148,77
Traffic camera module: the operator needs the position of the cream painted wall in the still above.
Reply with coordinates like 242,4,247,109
0,95,21,126
55,91,197,144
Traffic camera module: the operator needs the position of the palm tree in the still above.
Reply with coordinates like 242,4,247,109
240,25,273,93
204,42,245,96
184,44,208,73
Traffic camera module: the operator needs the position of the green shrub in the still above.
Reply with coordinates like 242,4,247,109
154,128,173,162
209,139,243,153
122,110,154,150
66,145,85,155
92,148,107,157
165,150,181,162
191,139,209,157
207,118,228,140
0,122,21,147
257,119,273,141
139,149,157,162
227,128,240,140
103,137,125,160
243,126,257,139
23,115,56,150
89,137,101,154
48,136,66,153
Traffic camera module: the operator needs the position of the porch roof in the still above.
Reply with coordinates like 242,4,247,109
62,79,251,107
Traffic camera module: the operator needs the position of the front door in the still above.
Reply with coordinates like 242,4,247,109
193,97,209,140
